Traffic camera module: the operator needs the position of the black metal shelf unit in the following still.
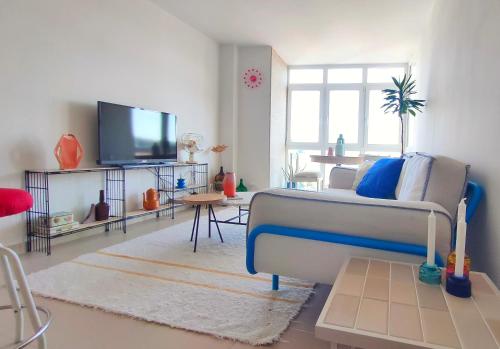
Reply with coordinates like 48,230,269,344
25,163,208,255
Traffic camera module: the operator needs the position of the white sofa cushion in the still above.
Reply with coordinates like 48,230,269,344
351,161,374,190
396,153,434,201
424,156,469,220
248,188,453,260
329,167,356,189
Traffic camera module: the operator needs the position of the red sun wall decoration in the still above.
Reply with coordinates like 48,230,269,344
243,68,263,88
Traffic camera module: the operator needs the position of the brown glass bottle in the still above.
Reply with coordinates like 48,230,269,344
95,190,110,221
214,166,225,191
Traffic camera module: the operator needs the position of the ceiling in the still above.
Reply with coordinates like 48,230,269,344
151,0,435,65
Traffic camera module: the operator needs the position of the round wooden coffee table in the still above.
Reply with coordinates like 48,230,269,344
183,193,225,252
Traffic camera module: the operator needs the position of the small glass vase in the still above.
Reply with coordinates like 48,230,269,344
446,250,471,278
222,172,236,197
236,179,248,192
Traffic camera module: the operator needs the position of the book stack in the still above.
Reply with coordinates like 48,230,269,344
37,212,79,236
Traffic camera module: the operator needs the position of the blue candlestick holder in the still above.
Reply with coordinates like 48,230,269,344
446,274,472,298
419,262,442,285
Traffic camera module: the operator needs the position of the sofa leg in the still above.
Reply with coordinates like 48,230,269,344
272,274,279,290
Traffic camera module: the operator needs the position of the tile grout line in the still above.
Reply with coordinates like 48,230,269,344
470,295,500,348
410,265,426,344
353,258,371,330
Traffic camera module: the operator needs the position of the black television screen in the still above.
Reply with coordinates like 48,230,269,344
97,101,177,165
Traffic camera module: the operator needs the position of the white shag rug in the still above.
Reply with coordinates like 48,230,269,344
28,209,314,345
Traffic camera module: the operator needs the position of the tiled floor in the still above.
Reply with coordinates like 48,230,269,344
0,208,331,349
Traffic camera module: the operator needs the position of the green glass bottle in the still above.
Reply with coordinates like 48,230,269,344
236,178,248,192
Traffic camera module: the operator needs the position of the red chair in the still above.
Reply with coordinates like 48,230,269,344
1,188,50,349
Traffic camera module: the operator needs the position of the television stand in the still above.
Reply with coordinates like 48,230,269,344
25,163,208,255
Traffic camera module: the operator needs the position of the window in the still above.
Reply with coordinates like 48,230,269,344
289,90,321,142
287,64,407,185
328,90,360,144
289,69,323,84
367,89,400,145
367,67,405,83
328,68,362,83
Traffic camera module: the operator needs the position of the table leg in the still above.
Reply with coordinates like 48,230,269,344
193,205,201,253
208,205,211,238
190,205,200,242
238,206,241,224
209,204,224,243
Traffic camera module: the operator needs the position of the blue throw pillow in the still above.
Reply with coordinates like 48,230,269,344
356,158,405,199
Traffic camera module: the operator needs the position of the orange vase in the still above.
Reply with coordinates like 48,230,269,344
54,134,84,170
223,172,236,197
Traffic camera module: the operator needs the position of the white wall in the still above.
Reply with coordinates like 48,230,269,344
237,46,272,190
414,0,500,284
269,50,288,188
218,45,287,190
0,0,219,246
218,45,239,172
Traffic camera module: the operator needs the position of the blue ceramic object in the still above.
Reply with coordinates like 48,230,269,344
177,178,186,189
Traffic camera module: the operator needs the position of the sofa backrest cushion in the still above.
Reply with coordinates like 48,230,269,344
352,160,375,190
396,153,434,201
423,155,469,220
356,158,405,199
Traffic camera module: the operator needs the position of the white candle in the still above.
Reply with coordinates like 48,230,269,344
458,198,466,222
455,199,467,277
427,210,436,265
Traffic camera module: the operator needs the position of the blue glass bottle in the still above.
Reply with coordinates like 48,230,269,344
335,134,345,156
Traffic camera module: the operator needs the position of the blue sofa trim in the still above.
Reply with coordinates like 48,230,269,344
246,181,483,290
246,224,445,275
465,181,483,224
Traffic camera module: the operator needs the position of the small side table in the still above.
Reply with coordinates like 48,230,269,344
183,193,225,252
212,191,255,226
316,257,500,349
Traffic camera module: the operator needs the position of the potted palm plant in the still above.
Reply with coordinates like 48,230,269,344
381,72,426,155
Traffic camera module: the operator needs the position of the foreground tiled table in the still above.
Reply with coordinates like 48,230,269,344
315,257,500,349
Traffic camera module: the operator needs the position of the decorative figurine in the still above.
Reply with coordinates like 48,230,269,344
95,190,110,221
181,133,204,164
419,210,441,284
236,178,248,192
143,188,160,210
446,199,472,298
54,133,84,170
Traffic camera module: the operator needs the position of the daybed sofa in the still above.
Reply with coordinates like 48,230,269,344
246,155,482,287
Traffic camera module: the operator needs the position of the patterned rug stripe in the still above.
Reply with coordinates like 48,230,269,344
96,250,312,289
70,261,301,304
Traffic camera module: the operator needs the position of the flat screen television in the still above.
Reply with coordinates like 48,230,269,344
97,101,177,165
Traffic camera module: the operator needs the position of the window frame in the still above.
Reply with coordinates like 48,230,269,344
286,63,408,184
